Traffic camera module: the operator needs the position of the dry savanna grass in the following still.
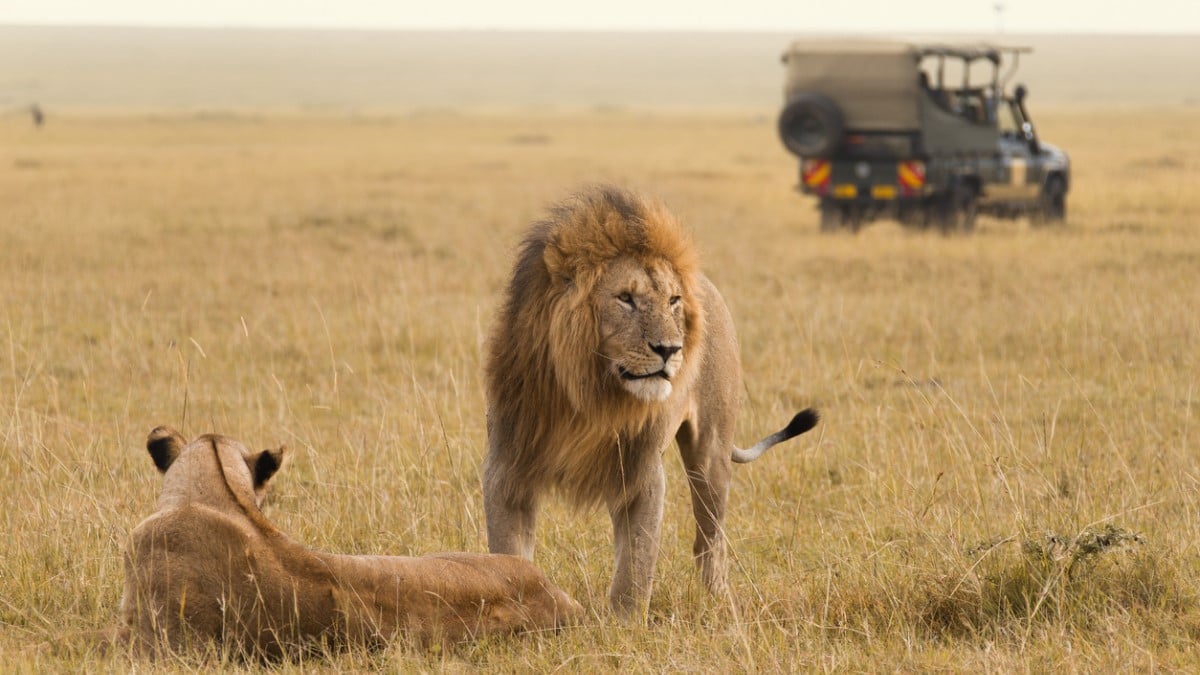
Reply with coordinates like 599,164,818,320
2,105,1200,671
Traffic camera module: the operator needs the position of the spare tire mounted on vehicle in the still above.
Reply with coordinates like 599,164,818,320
778,92,844,158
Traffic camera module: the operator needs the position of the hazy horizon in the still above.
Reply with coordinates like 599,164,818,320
5,22,1200,35
8,0,1200,34
2,26,1197,112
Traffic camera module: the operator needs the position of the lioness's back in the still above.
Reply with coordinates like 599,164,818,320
125,505,333,655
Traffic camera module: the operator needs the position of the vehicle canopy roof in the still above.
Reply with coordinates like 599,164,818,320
781,39,1029,131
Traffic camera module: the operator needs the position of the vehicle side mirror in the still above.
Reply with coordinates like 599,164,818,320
1014,84,1027,103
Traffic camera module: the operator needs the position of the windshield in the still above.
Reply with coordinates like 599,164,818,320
997,100,1022,135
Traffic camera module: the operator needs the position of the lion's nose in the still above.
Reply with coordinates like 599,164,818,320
650,343,681,362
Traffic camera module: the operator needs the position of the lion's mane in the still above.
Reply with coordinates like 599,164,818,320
485,186,705,506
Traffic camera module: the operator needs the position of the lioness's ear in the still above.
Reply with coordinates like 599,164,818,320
252,445,286,488
146,426,186,473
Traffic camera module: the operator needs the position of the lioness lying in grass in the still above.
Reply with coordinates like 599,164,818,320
118,427,581,658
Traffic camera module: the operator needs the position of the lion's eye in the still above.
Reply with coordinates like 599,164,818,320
669,295,682,307
617,292,635,308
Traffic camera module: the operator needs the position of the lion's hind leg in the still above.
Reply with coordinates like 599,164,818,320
676,420,733,597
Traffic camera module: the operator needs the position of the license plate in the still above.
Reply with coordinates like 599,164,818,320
871,185,897,199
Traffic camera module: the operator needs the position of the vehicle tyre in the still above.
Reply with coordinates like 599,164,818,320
897,205,923,228
954,183,978,233
918,202,939,230
779,93,844,158
1036,175,1067,224
818,200,863,233
819,201,842,232
934,182,977,234
846,205,865,233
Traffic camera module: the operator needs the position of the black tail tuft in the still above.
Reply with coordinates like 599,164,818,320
732,407,820,464
783,408,820,439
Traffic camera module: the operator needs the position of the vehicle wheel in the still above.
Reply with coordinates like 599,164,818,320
954,183,979,234
934,183,977,234
1035,175,1067,224
819,202,839,232
818,201,863,233
846,206,865,233
779,93,844,158
819,201,844,233
896,206,924,228
917,203,939,230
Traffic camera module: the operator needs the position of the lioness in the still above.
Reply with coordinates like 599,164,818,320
483,186,819,614
120,427,581,658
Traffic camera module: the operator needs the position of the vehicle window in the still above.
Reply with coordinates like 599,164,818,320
997,102,1021,135
953,90,990,125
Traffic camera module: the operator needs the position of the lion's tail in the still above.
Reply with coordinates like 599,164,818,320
731,408,819,464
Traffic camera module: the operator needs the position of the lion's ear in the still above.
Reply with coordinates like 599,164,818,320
146,426,186,473
252,445,286,489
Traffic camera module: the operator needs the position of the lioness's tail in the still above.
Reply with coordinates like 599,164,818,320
731,408,820,464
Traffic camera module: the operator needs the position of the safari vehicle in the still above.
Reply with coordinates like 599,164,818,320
778,40,1069,233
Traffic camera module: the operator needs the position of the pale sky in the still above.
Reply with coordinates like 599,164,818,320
3,0,1198,34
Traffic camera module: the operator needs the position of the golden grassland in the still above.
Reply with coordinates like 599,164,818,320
1,105,1199,670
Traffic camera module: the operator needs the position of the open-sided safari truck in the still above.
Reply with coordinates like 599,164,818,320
778,40,1069,233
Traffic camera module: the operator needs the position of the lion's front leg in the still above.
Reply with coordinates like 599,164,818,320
482,452,538,560
606,456,665,617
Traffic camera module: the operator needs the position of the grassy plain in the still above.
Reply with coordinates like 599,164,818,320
2,104,1199,671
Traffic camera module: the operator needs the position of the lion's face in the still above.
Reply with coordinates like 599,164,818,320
595,256,687,402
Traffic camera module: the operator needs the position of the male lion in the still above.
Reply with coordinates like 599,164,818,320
483,186,819,614
119,427,581,658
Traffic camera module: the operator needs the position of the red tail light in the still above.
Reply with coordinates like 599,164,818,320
898,161,925,196
802,159,831,195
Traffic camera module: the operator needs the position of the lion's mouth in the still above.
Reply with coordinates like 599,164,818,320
618,367,671,381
